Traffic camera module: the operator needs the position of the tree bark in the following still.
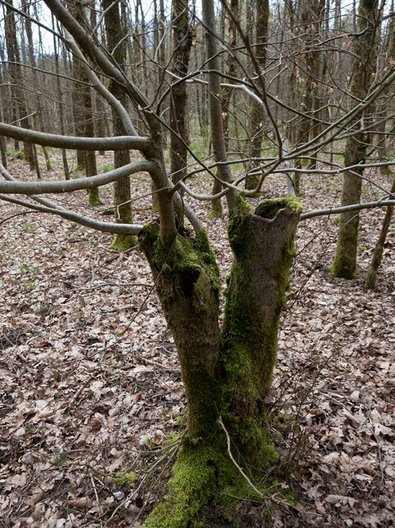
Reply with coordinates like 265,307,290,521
202,0,237,213
103,0,137,250
140,197,300,527
70,1,102,206
331,0,379,279
170,0,192,188
246,0,269,191
365,177,395,288
4,0,35,171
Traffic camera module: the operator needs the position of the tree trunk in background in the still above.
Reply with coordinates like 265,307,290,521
22,0,52,174
376,10,395,168
170,0,192,190
365,177,395,288
52,13,69,179
221,0,238,151
246,0,269,191
4,0,35,171
202,0,236,212
293,0,325,193
90,1,109,156
331,0,379,279
140,198,300,527
0,43,8,168
71,1,102,206
210,0,239,218
103,0,137,250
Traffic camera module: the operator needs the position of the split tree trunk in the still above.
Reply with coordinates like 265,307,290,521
140,198,300,528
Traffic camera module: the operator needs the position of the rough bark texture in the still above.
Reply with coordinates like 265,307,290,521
140,198,301,528
140,223,221,440
331,0,379,279
170,0,192,187
246,0,269,191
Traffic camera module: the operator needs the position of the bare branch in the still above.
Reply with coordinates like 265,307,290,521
64,34,138,137
300,200,395,221
0,161,155,194
0,195,143,234
0,123,150,152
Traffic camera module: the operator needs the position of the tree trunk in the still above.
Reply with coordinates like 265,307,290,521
4,0,35,170
103,0,137,250
246,0,269,191
52,13,69,179
202,0,237,212
365,177,395,288
292,0,325,193
140,198,300,527
331,0,379,279
170,0,192,189
71,1,102,206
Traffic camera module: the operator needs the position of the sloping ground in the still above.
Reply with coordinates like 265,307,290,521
0,156,394,527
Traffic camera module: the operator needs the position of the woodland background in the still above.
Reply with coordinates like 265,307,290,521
0,0,394,526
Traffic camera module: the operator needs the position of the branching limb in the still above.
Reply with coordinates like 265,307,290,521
0,123,150,152
0,161,155,195
300,200,395,220
64,34,138,137
0,195,143,235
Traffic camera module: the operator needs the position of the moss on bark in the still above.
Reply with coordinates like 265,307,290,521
221,198,300,467
140,199,300,527
140,223,221,440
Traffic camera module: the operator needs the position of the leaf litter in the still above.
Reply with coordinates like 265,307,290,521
0,156,394,527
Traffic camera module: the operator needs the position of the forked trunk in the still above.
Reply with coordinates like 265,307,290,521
140,198,300,528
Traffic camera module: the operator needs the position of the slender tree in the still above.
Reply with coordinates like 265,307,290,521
103,0,137,250
331,0,380,278
245,0,270,190
70,0,102,206
4,0,35,170
169,0,193,188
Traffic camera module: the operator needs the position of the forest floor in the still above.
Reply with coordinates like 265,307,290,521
0,152,394,528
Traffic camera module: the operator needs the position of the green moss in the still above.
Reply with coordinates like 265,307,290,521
86,182,103,206
53,453,68,466
329,258,356,279
142,223,220,293
255,196,303,219
110,233,138,251
208,208,223,220
143,444,219,528
220,199,299,467
111,471,138,487
144,439,279,528
235,194,252,215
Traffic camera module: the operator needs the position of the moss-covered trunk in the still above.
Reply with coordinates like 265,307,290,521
140,198,300,528
139,223,221,440
221,199,300,466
